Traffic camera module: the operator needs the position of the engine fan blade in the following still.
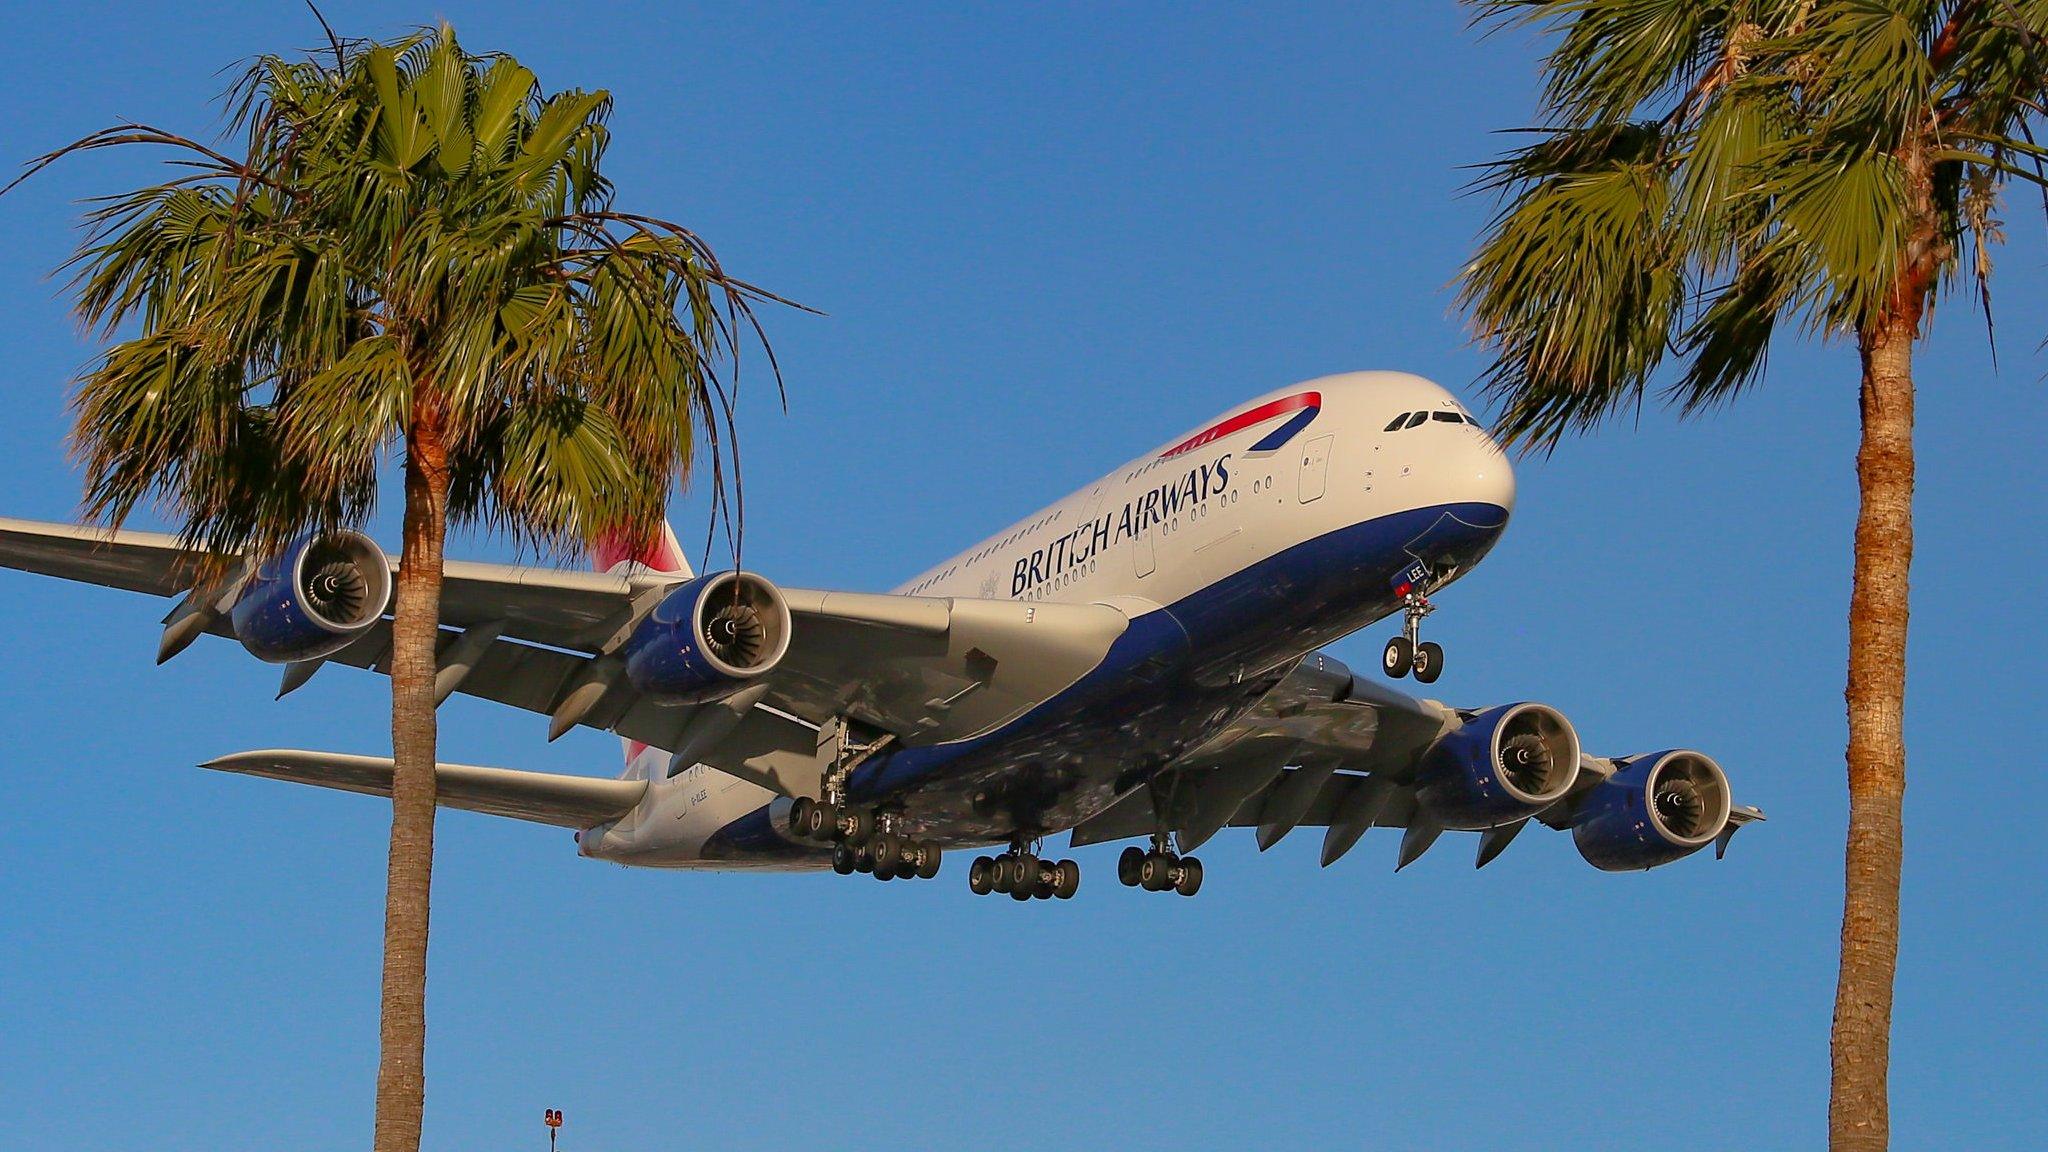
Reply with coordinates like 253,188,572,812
305,560,368,620
1499,732,1551,794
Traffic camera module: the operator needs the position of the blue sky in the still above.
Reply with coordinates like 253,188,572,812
1,3,2042,1149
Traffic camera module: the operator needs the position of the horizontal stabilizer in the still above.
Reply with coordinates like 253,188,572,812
203,749,646,829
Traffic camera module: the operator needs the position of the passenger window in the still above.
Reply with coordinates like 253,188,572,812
1403,411,1428,429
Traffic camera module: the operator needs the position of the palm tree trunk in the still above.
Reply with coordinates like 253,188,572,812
373,398,450,1152
1829,315,1914,1152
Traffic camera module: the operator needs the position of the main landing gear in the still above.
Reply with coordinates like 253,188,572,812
968,839,1080,901
1116,834,1203,897
789,797,943,882
1382,588,1444,684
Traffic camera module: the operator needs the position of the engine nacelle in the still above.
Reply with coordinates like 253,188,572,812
229,531,392,664
623,571,791,703
1414,702,1581,830
1572,750,1733,872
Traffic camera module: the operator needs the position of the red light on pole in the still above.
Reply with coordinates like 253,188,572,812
544,1109,563,1152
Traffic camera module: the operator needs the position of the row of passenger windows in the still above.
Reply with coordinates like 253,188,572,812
1384,409,1483,431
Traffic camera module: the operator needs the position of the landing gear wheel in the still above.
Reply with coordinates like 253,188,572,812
870,833,900,872
1413,641,1444,684
1140,851,1176,892
1013,854,1039,895
1051,860,1081,899
842,808,875,846
1118,846,1145,887
915,843,942,880
969,856,994,895
1383,636,1414,678
853,844,875,874
789,797,815,838
1175,857,1204,897
832,844,857,875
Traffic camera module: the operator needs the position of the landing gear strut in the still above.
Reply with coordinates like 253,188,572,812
1116,833,1202,897
1383,588,1443,684
968,838,1079,901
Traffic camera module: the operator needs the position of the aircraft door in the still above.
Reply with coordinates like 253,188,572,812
1134,520,1156,577
1299,435,1334,503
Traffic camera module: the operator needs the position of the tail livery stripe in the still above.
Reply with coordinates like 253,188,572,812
1161,391,1320,458
592,522,689,575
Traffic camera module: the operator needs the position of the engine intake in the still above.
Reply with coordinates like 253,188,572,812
623,571,791,702
1414,702,1581,829
1572,750,1733,872
229,531,391,663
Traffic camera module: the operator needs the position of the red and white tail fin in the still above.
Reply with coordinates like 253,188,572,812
592,520,693,579
595,519,691,774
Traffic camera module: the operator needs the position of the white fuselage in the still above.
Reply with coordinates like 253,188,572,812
587,371,1514,868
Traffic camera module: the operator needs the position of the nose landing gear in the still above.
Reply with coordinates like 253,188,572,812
1382,586,1444,684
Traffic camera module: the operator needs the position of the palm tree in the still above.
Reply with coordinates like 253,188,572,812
1458,3,2045,1148
10,24,788,1152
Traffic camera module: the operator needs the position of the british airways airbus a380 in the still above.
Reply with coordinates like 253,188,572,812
0,371,1761,899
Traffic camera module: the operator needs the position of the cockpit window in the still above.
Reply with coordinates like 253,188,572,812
1431,411,1463,423
1403,411,1428,429
1383,415,1409,432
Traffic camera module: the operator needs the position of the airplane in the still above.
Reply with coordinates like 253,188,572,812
0,370,1762,899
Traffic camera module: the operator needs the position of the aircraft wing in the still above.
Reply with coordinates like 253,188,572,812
1069,651,1765,870
0,518,1133,799
203,749,646,828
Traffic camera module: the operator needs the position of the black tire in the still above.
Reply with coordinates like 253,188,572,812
789,797,814,838
1383,635,1414,679
916,843,942,880
1014,854,1039,896
1413,641,1444,684
1053,860,1081,899
853,844,874,874
969,856,994,895
990,855,1014,893
1176,856,1205,897
871,833,900,871
832,845,856,875
1140,852,1174,891
1118,846,1145,887
1010,877,1035,901
843,808,874,845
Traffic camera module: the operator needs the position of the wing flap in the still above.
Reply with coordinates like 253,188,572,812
203,749,646,828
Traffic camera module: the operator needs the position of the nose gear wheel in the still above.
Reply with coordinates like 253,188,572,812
1383,587,1443,684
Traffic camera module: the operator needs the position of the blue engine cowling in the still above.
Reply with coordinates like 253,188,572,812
623,571,792,703
1572,750,1733,872
1414,702,1582,830
229,531,392,663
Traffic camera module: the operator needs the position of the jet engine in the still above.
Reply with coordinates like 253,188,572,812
229,531,392,663
623,571,792,702
1414,702,1581,829
1572,750,1733,871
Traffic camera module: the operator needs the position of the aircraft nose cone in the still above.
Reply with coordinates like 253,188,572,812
1458,432,1516,519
